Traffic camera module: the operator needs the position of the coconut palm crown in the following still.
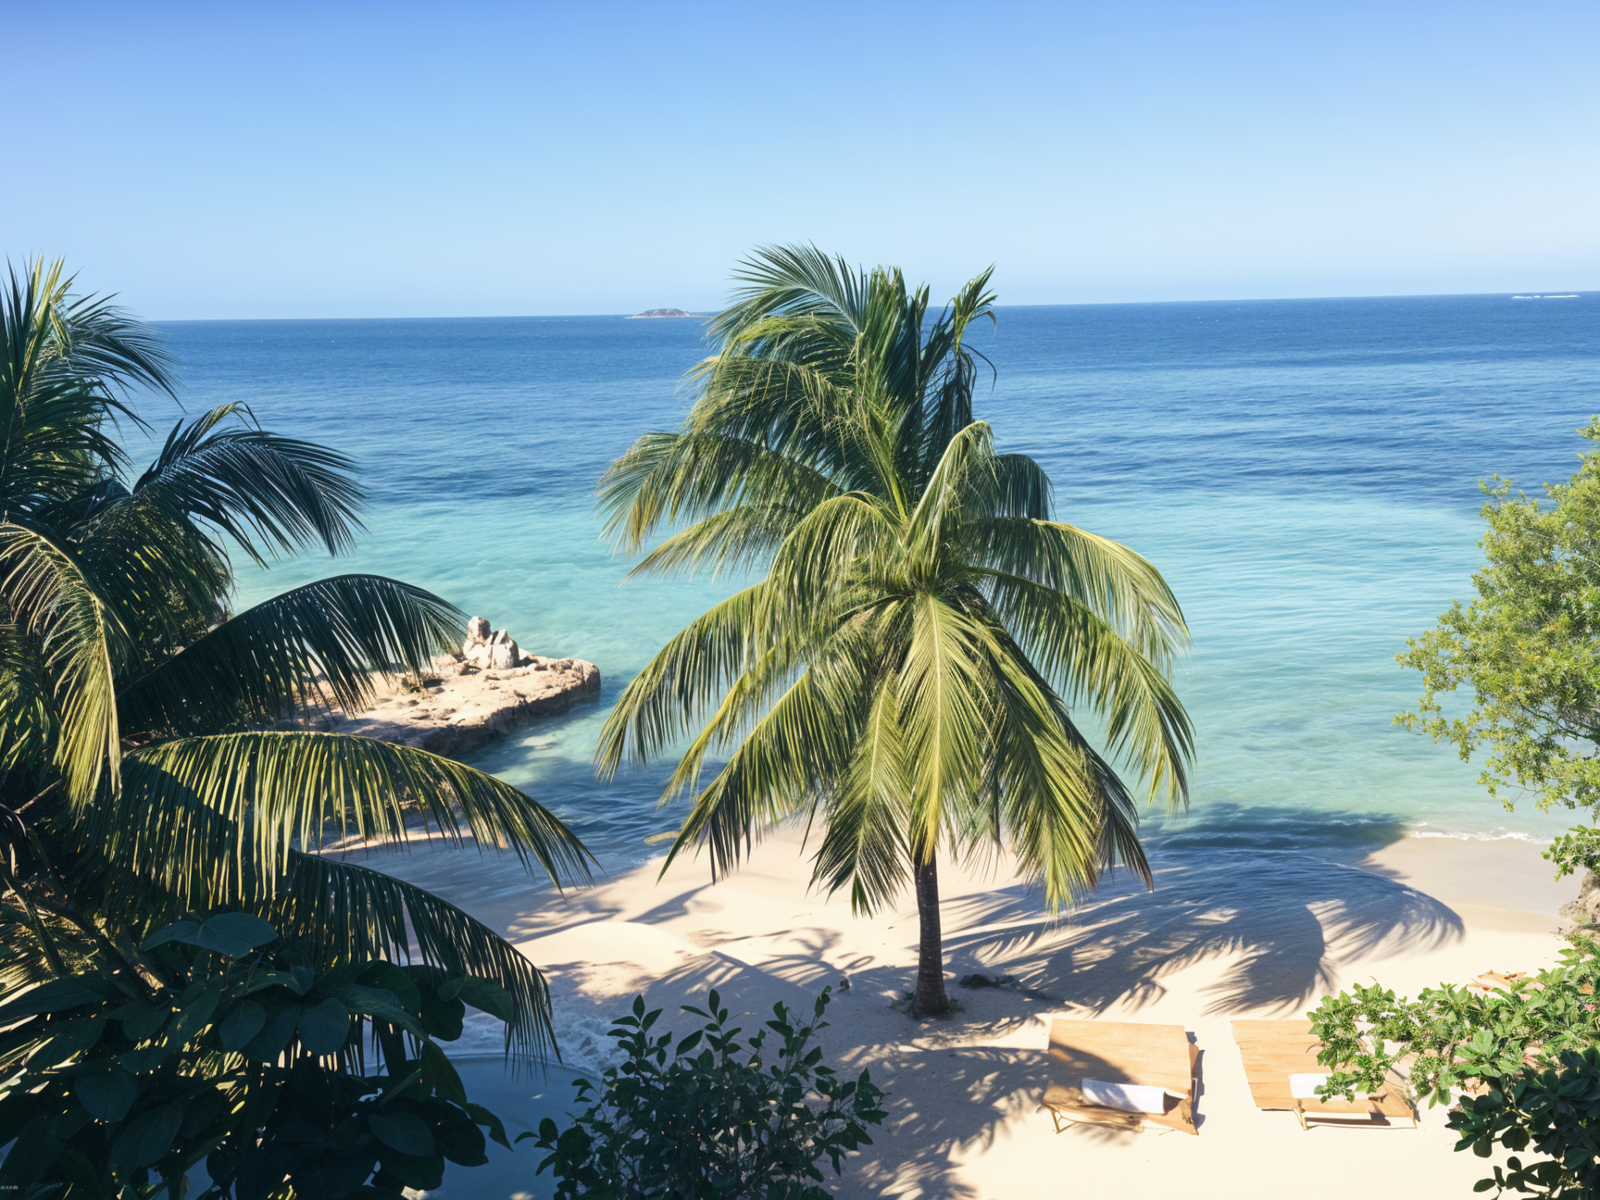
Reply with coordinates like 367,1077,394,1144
0,259,591,1056
597,246,1195,1015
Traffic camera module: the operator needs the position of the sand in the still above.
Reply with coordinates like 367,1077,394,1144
335,827,1575,1199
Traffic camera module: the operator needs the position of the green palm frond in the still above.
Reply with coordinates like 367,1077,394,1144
811,677,911,914
897,592,992,856
91,732,593,907
981,569,1192,806
132,403,365,564
117,574,461,737
270,852,557,1059
595,582,776,776
712,244,870,342
662,656,861,879
0,522,124,804
968,516,1188,663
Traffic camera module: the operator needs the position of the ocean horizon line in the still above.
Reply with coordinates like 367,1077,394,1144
145,288,1592,325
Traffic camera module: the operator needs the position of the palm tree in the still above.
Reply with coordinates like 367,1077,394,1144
597,246,1194,1016
0,258,591,1055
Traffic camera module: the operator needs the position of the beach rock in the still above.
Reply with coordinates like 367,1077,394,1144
319,653,600,758
466,616,491,641
489,639,519,670
1560,869,1600,927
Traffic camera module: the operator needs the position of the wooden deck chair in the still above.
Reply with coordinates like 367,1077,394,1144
1038,1019,1199,1135
1231,1019,1417,1130
1470,970,1528,991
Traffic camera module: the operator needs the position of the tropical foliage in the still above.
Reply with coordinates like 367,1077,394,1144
1398,420,1600,817
0,258,593,1188
528,987,885,1199
0,914,516,1199
1309,932,1600,1196
597,245,1193,1014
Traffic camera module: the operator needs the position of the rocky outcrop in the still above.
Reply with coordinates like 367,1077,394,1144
301,618,601,759
626,308,706,319
1560,869,1600,928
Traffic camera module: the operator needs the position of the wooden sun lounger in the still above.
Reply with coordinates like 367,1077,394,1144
1231,1019,1417,1130
1039,1019,1199,1135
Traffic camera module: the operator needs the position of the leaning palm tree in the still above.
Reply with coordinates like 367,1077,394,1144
598,246,1194,1015
0,258,590,1055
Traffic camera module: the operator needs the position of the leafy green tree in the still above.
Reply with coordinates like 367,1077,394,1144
528,988,886,1199
0,259,591,1069
597,246,1193,1015
1398,420,1600,816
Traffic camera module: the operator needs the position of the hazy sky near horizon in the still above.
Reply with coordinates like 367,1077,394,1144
4,1,1596,319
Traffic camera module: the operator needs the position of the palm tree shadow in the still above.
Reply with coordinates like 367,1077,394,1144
939,806,1462,1015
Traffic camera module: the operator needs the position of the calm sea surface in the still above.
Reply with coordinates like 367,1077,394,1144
144,295,1597,869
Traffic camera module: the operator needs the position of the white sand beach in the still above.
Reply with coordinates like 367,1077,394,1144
339,829,1573,1199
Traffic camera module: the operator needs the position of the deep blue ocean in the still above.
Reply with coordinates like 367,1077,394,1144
143,295,1597,869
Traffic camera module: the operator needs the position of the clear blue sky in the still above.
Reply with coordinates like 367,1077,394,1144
3,0,1595,318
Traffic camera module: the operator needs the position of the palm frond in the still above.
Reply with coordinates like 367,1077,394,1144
594,582,774,777
91,732,593,907
270,852,557,1059
0,522,124,804
967,516,1189,664
117,574,461,738
663,652,863,879
810,675,911,914
132,403,365,564
712,244,870,343
981,570,1193,807
896,593,992,858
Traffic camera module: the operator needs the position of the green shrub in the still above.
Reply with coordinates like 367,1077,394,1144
528,987,886,1199
1308,933,1600,1195
1449,1048,1600,1197
0,914,511,1198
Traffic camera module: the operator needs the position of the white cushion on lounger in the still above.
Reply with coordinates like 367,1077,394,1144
1291,1072,1332,1099
1080,1078,1168,1114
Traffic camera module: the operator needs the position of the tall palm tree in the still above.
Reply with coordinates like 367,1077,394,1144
598,246,1194,1015
0,258,591,1055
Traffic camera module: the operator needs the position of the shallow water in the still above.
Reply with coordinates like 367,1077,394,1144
139,294,1597,870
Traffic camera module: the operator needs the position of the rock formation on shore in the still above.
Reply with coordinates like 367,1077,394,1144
627,308,703,318
1561,870,1600,928
295,618,601,758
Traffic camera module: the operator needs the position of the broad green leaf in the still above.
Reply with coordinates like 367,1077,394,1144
109,1101,186,1167
329,985,426,1038
466,1102,511,1150
118,1041,176,1074
358,962,421,1014
217,1001,266,1051
0,978,114,1020
141,920,201,950
110,1000,171,1041
241,1004,301,1061
167,983,224,1047
440,977,514,1022
421,1040,466,1104
74,1069,140,1123
196,913,278,957
369,1111,436,1157
28,1017,107,1068
433,1112,488,1167
296,997,351,1056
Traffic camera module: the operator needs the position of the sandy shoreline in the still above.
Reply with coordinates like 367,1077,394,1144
335,827,1574,1199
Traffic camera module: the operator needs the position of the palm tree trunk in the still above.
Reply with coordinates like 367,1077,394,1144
911,849,949,1017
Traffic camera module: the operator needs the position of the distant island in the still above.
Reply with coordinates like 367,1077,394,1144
628,308,713,319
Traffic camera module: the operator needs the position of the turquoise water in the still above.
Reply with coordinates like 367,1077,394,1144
141,295,1597,866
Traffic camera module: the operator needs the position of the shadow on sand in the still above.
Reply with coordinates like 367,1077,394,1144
536,807,1460,1198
